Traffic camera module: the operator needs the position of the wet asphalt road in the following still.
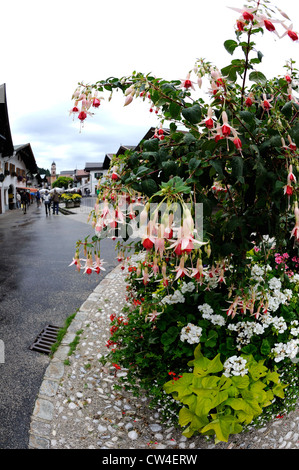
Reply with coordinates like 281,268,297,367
0,200,118,449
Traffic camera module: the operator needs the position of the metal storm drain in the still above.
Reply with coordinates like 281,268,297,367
30,325,61,355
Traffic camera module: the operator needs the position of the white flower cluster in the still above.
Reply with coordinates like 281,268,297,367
180,323,202,344
228,321,266,350
161,290,185,305
271,339,299,363
251,264,272,283
223,356,248,377
180,281,196,294
264,277,293,313
260,314,288,334
198,303,226,327
250,264,293,313
290,273,299,283
290,320,299,337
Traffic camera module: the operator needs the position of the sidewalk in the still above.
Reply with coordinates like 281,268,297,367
28,207,299,450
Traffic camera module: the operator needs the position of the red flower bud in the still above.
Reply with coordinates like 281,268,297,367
78,111,87,121
243,11,254,21
92,98,101,108
288,30,298,41
142,238,154,250
264,19,275,32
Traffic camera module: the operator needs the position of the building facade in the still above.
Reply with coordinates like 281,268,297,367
0,84,39,214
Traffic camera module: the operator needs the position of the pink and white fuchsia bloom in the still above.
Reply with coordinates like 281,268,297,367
290,202,299,241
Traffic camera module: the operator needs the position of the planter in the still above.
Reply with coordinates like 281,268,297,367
65,201,75,208
73,201,81,207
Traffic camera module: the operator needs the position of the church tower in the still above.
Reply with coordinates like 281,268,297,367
50,161,57,186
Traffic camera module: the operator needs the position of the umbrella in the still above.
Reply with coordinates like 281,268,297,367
50,187,64,193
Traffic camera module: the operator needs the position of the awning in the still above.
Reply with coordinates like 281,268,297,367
16,186,38,192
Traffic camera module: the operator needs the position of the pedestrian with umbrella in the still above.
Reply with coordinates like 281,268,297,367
43,190,51,216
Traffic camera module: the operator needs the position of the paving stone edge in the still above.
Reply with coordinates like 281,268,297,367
28,265,122,449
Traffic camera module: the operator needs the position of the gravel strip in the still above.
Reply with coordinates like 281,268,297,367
29,265,299,450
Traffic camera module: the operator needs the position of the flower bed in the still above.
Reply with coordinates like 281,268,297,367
69,0,298,443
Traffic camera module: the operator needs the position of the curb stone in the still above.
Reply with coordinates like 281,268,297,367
28,265,122,449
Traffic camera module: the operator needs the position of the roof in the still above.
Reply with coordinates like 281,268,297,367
74,169,89,177
14,143,38,175
84,162,104,171
0,84,14,157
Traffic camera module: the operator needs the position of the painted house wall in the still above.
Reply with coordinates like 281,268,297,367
0,153,27,213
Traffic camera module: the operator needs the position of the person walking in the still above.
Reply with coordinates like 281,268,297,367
43,190,51,215
20,191,28,214
52,189,59,215
36,190,41,208
16,192,21,209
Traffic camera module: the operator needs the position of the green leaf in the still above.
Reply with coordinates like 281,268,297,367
281,101,299,119
192,353,223,377
163,373,194,399
225,397,258,424
135,165,150,176
260,339,271,355
249,71,267,85
169,102,182,120
188,157,200,172
141,178,158,197
179,408,209,437
231,156,244,183
182,104,202,124
201,414,243,442
210,159,224,178
142,139,159,152
162,160,177,178
224,39,239,55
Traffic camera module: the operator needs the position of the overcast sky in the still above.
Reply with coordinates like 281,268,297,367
1,0,299,174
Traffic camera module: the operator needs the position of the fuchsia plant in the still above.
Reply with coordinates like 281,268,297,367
70,1,299,442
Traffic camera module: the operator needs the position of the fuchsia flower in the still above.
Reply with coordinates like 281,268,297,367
173,256,191,280
263,19,276,32
190,258,204,283
245,92,255,107
290,202,299,241
142,237,155,251
228,6,255,23
260,94,274,114
111,166,119,181
146,310,162,322
281,23,299,41
220,111,233,137
78,111,87,121
284,184,293,196
179,73,196,90
281,135,297,153
288,164,296,183
200,107,215,129
233,135,242,150
92,98,101,108
93,254,106,274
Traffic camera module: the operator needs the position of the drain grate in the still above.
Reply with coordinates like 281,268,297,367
30,325,61,355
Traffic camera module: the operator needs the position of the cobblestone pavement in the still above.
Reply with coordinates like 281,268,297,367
28,263,299,451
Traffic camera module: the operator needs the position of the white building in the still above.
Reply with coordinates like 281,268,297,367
0,84,40,214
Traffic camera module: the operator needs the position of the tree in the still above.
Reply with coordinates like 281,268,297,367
52,176,73,189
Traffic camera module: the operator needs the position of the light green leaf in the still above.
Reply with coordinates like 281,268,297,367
201,414,243,442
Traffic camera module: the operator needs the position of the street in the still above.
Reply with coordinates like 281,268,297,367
0,198,118,448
